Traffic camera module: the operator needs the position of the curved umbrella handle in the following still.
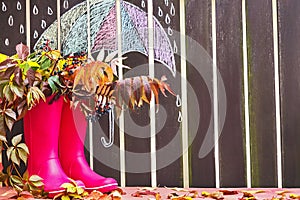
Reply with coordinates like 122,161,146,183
101,106,114,148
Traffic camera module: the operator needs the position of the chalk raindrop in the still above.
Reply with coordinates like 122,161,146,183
33,5,39,15
165,0,169,6
178,111,183,123
48,6,53,15
17,1,22,11
33,30,39,39
2,2,7,12
168,27,173,36
173,40,178,53
8,15,14,26
41,20,46,29
165,13,171,24
170,3,175,16
20,24,24,34
5,38,9,46
141,0,145,8
63,0,69,9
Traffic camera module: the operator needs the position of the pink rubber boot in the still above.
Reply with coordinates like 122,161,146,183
23,97,84,197
59,101,118,193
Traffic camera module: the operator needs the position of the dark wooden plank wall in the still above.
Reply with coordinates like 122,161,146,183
216,0,245,187
0,0,26,54
30,0,57,50
122,0,151,187
246,0,277,187
278,0,300,188
1,0,300,188
153,0,183,187
186,0,216,187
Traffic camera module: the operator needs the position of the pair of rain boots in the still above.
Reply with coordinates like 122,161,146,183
23,96,118,197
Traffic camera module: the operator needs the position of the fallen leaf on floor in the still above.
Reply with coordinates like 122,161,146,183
238,190,265,200
201,191,224,199
16,197,35,200
167,190,199,199
17,191,35,200
131,189,161,199
290,193,300,199
219,190,239,195
165,187,190,192
276,190,290,195
0,188,18,199
84,190,107,200
241,190,265,195
138,187,158,191
113,188,126,195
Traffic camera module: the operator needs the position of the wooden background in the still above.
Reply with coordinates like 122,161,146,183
1,0,300,188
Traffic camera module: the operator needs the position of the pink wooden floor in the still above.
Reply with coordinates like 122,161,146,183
1,186,300,199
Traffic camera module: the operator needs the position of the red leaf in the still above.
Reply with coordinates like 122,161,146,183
26,68,35,87
0,58,15,71
141,76,152,103
14,67,23,86
16,43,29,60
132,77,141,104
219,190,239,195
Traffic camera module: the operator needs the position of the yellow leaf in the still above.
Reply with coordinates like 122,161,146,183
201,191,210,197
61,195,70,200
290,193,300,199
60,182,74,189
0,53,8,63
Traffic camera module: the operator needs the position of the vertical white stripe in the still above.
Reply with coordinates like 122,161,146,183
180,0,189,188
272,0,283,188
26,0,30,49
89,120,94,170
57,0,61,51
242,0,252,188
87,0,93,170
211,0,220,188
148,0,157,188
87,0,92,58
116,0,126,187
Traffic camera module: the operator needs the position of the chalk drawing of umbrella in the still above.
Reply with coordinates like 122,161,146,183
61,0,176,77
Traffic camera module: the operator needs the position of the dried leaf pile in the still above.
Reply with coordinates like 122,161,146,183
1,187,300,200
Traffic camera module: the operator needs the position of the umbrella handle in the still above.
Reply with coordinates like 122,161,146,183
101,106,114,148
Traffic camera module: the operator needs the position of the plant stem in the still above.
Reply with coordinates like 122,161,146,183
12,163,22,178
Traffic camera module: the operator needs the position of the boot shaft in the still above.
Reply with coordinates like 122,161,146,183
23,97,64,172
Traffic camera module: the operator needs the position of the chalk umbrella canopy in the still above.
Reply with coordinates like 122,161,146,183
37,0,176,77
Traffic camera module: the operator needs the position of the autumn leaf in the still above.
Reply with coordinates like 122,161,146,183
13,67,23,86
10,84,24,98
16,43,29,60
0,53,8,63
0,115,6,142
112,76,175,109
201,191,224,200
131,189,160,199
26,68,35,87
219,189,239,195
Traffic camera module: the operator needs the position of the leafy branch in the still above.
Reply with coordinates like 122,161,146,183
0,134,45,198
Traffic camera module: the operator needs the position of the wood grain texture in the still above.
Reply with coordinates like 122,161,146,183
123,52,151,186
153,0,182,187
92,114,121,183
186,0,216,187
216,0,246,187
246,0,277,187
278,0,300,188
